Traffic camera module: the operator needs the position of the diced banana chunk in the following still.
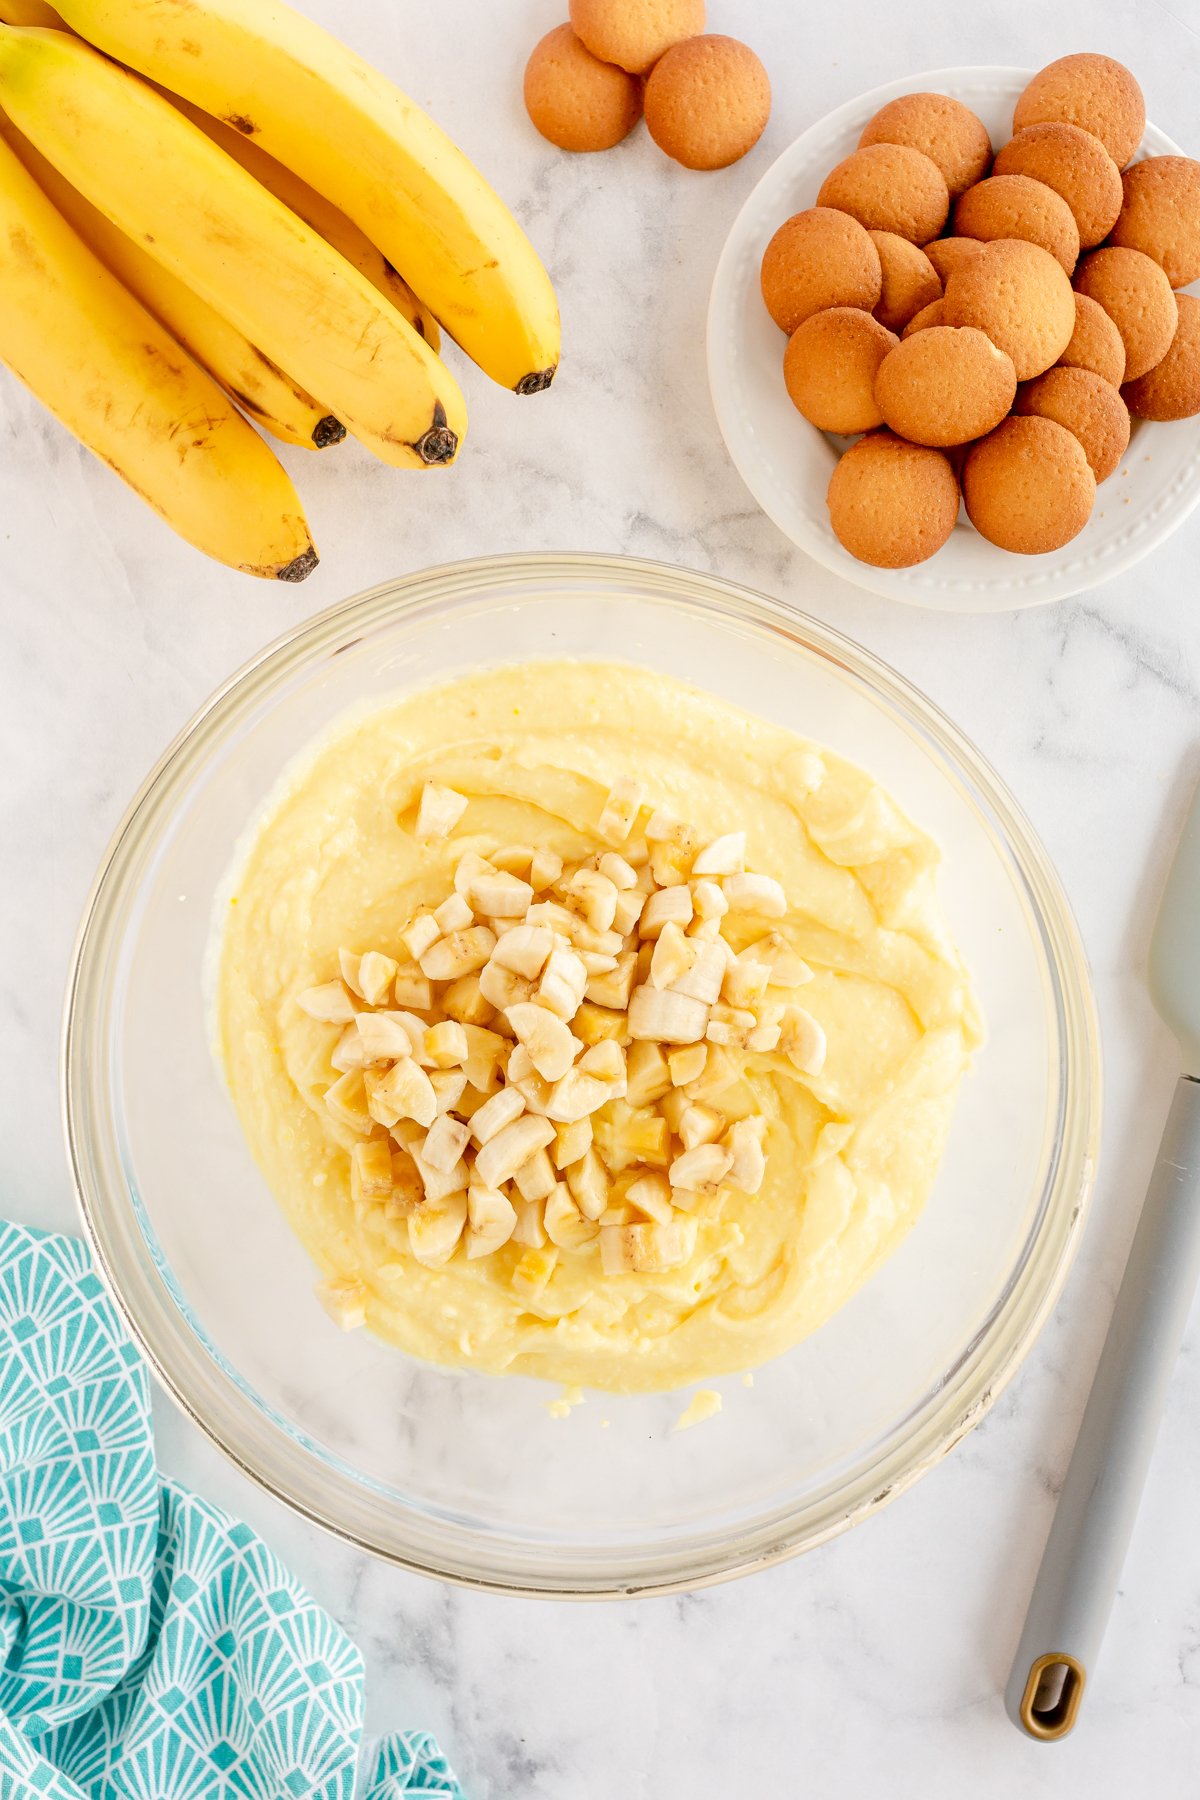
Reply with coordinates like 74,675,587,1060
413,1146,469,1204
490,923,555,979
640,886,694,939
667,1043,708,1087
416,782,469,840
351,1137,394,1202
357,951,399,1006
529,848,564,891
453,851,496,897
723,873,787,916
429,1069,468,1113
511,1245,558,1298
373,1059,437,1129
315,1275,368,1331
545,1183,599,1249
478,961,534,1012
690,878,729,922
324,1069,373,1134
392,965,434,1010
627,985,709,1044
513,1145,558,1204
600,1220,690,1275
678,1103,725,1151
537,944,588,1021
424,1020,469,1068
544,1068,613,1123
585,950,637,1012
644,807,680,842
434,891,473,934
552,1117,593,1169
625,1171,674,1224
441,973,494,1027
465,1183,517,1258
421,1112,471,1173
692,832,746,876
573,1001,629,1046
400,913,440,961
470,1085,526,1146
650,920,693,990
723,957,771,1008
567,1146,610,1219
563,869,618,932
612,888,647,936
753,932,814,987
297,981,357,1024
419,926,497,981
671,942,726,1005
408,1192,467,1267
599,852,638,890
331,1023,371,1073
506,1002,580,1082
598,776,644,843
491,844,535,875
474,1114,556,1189
469,870,535,918
725,1119,767,1194
780,1005,827,1076
511,1196,547,1248
625,1041,672,1106
338,948,366,998
669,1143,733,1195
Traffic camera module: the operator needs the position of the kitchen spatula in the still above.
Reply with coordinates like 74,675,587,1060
1007,774,1200,1739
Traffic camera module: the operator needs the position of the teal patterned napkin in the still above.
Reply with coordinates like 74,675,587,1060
0,1224,464,1800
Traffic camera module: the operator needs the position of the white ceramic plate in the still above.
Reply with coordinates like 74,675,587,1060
707,65,1200,611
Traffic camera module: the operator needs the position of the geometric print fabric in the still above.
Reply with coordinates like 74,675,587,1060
0,1225,463,1799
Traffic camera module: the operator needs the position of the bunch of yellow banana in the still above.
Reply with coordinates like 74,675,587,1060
0,0,559,579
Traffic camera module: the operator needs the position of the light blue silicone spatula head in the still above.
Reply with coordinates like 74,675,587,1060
1148,777,1200,1076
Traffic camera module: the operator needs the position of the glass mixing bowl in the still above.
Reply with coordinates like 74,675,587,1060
64,554,1100,1596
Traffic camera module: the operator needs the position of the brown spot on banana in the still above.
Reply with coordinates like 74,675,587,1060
312,414,346,447
515,368,556,395
224,114,257,135
277,545,319,582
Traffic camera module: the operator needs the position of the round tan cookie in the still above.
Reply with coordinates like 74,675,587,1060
760,208,882,333
1058,291,1126,384
902,297,945,337
826,430,960,567
1074,246,1177,380
817,143,949,244
1122,292,1200,420
858,92,992,199
569,0,704,75
943,239,1075,380
923,237,984,285
875,325,1017,446
953,173,1080,274
993,123,1122,248
644,34,771,170
868,231,941,331
1014,366,1130,480
963,415,1095,553
524,25,643,152
1110,157,1200,289
783,308,898,434
1013,54,1145,168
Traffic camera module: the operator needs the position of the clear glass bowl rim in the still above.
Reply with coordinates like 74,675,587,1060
62,552,1102,1598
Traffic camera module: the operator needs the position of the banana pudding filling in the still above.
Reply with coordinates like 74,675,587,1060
218,660,981,1393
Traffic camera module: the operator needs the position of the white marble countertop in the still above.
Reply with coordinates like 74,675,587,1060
4,0,1200,1792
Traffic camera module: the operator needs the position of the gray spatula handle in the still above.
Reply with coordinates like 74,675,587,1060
1006,1075,1200,1740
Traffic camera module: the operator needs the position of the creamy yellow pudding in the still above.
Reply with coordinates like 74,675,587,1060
217,659,981,1394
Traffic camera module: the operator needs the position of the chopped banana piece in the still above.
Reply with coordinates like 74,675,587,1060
667,1043,708,1087
470,870,534,918
413,1146,469,1204
723,872,787,916
683,1044,739,1101
332,1023,372,1073
537,944,589,1021
470,1085,526,1146
506,1003,580,1082
422,1020,468,1068
461,1025,507,1093
422,1113,471,1173
429,1069,468,1113
434,891,474,934
678,1103,725,1151
419,926,497,981
578,949,618,976
669,1143,733,1195
529,848,564,890
573,1001,629,1047
374,1058,437,1129
324,1069,374,1134
354,951,397,1007
511,1196,547,1248
563,869,618,932
598,776,644,843
749,931,812,986
691,878,729,921
626,1172,674,1225
544,1068,612,1123
441,973,495,1027
599,852,638,890
315,1275,368,1331
400,913,440,961
627,985,708,1044
640,886,693,938
392,964,435,1010
552,1117,593,1169
650,920,693,990
355,1011,416,1063
479,960,534,1012
585,950,637,1012
747,1020,782,1052
511,1244,558,1298
474,1114,556,1188
466,1184,518,1258
492,844,535,875
351,1137,394,1203
338,948,366,998
453,851,496,897
567,1146,610,1220
408,1191,467,1267
644,807,679,843
723,957,771,1008
545,1182,599,1249
671,942,725,1006
297,981,358,1025
725,1119,767,1194
780,1006,827,1076
611,888,647,936
513,1145,558,1204
490,923,555,979
526,899,579,938
649,842,690,887
600,1220,690,1275
659,1087,690,1134
614,1109,670,1165
416,781,469,840
692,832,746,876
626,1041,672,1107
578,1039,626,1085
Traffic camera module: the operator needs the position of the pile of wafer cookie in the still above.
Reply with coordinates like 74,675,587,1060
759,53,1200,569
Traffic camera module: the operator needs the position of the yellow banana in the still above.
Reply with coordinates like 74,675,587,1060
0,110,344,452
0,130,316,579
51,0,560,393
172,97,441,355
0,26,466,468
0,0,60,24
